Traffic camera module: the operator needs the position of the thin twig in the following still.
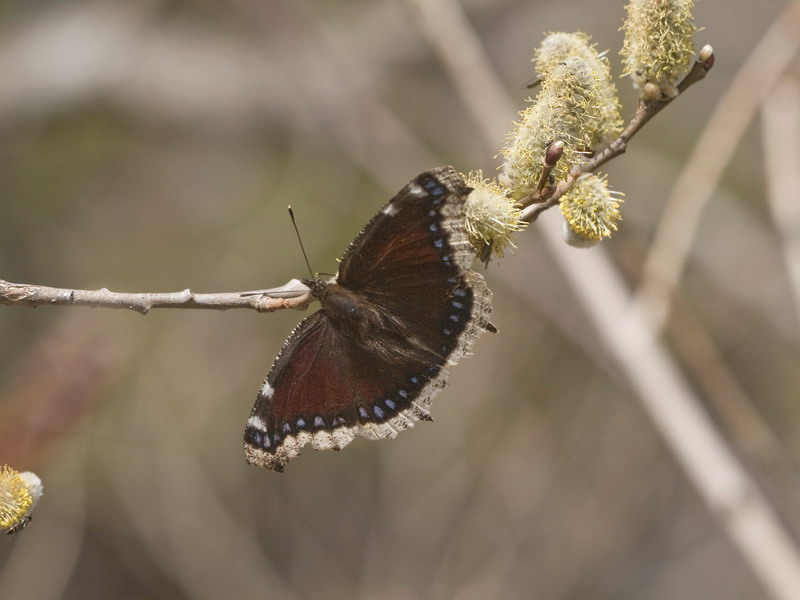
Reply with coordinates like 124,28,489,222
0,279,312,315
0,30,713,315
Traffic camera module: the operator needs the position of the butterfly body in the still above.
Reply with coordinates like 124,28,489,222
245,167,494,471
306,278,442,366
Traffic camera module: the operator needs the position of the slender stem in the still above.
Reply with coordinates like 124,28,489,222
0,279,312,315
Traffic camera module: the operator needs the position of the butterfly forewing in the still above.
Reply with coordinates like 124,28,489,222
340,168,477,352
339,167,475,287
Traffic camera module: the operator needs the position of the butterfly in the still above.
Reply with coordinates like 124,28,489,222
244,166,495,471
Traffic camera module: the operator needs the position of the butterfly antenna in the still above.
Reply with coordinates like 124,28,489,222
288,206,315,280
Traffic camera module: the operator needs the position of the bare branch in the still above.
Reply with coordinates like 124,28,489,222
0,279,313,315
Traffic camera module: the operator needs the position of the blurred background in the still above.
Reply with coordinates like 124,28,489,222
0,0,798,598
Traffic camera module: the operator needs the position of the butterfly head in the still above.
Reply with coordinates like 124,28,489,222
302,277,333,300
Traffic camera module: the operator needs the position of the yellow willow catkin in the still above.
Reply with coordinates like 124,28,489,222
534,32,622,147
502,50,622,200
621,0,697,98
463,171,525,263
0,466,33,530
560,173,623,247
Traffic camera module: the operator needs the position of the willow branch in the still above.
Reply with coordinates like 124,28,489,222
0,279,313,315
521,48,715,223
6,36,714,318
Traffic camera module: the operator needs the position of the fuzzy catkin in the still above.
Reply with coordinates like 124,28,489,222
502,52,621,199
560,173,622,245
621,0,697,97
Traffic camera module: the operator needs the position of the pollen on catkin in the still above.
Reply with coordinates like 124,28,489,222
560,173,623,247
463,171,525,263
502,47,622,200
621,0,697,98
1,466,42,533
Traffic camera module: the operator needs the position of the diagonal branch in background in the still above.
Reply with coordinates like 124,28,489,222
0,279,312,314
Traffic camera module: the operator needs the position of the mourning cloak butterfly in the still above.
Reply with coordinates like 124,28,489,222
244,166,495,471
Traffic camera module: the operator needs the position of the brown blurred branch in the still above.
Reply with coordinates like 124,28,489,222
762,75,800,331
0,279,312,315
520,48,715,222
